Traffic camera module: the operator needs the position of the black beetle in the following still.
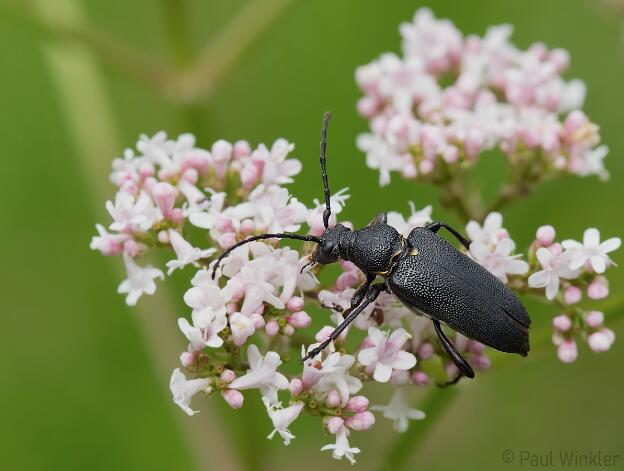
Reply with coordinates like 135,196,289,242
212,112,531,385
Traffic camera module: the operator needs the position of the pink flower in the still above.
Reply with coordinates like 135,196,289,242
90,224,129,256
469,238,528,282
222,389,244,409
358,327,417,382
528,248,580,300
587,329,615,352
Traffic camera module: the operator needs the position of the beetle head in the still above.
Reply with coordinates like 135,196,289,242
311,224,350,265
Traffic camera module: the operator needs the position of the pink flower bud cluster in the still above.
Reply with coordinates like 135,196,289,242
524,225,620,362
356,8,608,186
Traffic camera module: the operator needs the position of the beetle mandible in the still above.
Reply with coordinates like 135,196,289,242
212,112,531,385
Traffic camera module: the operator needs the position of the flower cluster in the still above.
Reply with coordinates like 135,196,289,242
356,8,608,187
461,213,620,362
90,8,620,466
527,226,619,362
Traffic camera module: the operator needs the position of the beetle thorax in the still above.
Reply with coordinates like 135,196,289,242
344,224,403,275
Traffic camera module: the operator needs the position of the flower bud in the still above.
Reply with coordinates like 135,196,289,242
233,140,252,159
411,371,430,386
179,351,195,367
124,240,141,258
466,341,485,355
218,232,237,250
222,389,244,409
345,411,375,431
265,320,280,337
152,182,177,216
325,416,345,435
584,310,604,328
287,311,311,329
157,230,170,244
346,396,369,413
536,225,556,246
181,168,198,184
564,286,582,305
417,342,434,360
250,313,265,329
240,219,255,235
288,378,304,396
315,326,334,343
220,369,236,383
286,296,305,313
552,314,572,332
587,331,614,352
557,339,578,363
282,324,295,336
587,277,609,299
138,162,155,179
326,389,341,408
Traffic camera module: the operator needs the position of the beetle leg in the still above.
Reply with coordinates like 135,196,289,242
432,319,475,380
302,282,385,362
342,273,376,318
425,221,472,251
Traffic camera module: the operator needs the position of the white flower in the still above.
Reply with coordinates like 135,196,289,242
358,327,417,382
262,397,304,445
469,238,528,282
225,265,284,316
229,312,255,346
117,253,164,305
165,230,216,275
188,192,227,230
183,278,230,320
178,308,227,351
229,345,288,403
110,148,143,186
371,388,425,432
562,228,620,274
169,368,211,416
528,248,580,299
387,202,433,236
302,345,362,406
466,212,504,246
106,190,159,233
259,139,302,186
321,425,361,465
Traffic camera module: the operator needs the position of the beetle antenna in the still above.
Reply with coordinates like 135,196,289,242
211,232,320,279
320,111,332,228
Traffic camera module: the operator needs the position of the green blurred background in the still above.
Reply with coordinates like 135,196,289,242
1,0,623,470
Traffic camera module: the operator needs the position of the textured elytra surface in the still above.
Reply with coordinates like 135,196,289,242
388,227,530,355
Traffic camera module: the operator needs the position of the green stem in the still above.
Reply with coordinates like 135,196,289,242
0,0,172,94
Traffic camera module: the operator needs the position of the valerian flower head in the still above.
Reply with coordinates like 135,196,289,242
92,8,620,463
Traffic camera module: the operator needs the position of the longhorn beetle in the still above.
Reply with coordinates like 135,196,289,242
212,112,531,385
